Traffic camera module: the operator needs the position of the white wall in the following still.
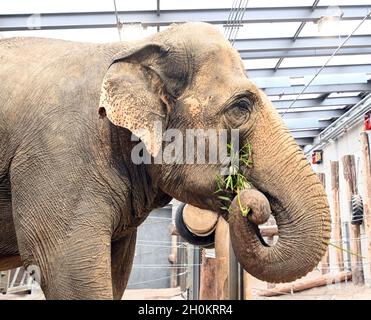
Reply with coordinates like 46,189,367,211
313,122,371,282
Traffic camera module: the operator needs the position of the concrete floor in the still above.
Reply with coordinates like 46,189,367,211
0,286,185,300
1,279,371,300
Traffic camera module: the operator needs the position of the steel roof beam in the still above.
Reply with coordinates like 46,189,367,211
235,35,371,53
1,6,370,31
239,47,371,60
264,83,371,95
274,96,360,109
291,129,322,138
284,118,333,130
248,64,371,77
277,109,345,119
295,137,314,145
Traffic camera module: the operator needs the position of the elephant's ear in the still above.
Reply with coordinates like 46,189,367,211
99,43,186,157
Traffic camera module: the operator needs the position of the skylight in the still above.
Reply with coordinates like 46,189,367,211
270,93,322,101
319,0,371,5
243,58,280,70
232,22,301,39
279,54,371,68
0,26,158,43
327,92,361,98
299,20,371,37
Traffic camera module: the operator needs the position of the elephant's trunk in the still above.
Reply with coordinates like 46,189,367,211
228,96,331,283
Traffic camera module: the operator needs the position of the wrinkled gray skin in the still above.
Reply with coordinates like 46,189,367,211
0,22,330,299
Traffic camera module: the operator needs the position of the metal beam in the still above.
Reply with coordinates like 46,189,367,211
1,6,370,31
284,118,332,130
274,96,360,109
264,83,371,95
277,109,345,119
239,47,371,60
254,73,370,88
248,64,371,77
295,137,314,146
291,129,322,138
235,35,371,53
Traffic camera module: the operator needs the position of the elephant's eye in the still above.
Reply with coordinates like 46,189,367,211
225,97,252,125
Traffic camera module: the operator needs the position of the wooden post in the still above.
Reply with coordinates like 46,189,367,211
360,132,371,280
215,217,230,299
199,249,217,299
317,172,330,274
331,161,345,272
169,234,178,288
342,155,365,285
243,271,252,300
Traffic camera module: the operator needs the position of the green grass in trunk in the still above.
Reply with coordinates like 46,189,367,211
215,142,253,216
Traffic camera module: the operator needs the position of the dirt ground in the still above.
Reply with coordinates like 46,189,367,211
254,282,371,300
251,269,371,300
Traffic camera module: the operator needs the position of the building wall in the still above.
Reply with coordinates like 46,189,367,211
313,122,370,281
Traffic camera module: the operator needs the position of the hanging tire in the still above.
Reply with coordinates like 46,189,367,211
175,203,215,248
351,194,363,225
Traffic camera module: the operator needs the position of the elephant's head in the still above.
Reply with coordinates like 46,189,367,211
99,22,331,283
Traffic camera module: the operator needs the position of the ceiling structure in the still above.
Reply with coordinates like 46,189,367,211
1,0,371,148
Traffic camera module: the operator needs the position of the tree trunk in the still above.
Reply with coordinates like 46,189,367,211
342,155,365,285
317,173,330,274
360,132,371,282
331,161,344,272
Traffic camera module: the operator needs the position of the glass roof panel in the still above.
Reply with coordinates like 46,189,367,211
280,56,329,68
233,22,301,39
299,20,371,37
319,0,371,5
243,58,280,69
328,92,361,98
164,0,317,9
161,0,232,10
279,54,371,68
270,93,322,101
278,105,348,113
1,0,159,14
0,26,158,43
247,0,315,7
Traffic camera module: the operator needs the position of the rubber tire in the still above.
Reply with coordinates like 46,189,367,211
351,194,364,225
175,203,215,248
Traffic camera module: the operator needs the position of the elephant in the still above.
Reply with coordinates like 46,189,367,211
0,22,331,300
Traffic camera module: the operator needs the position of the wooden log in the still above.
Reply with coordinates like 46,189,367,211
215,217,230,300
360,132,371,280
258,271,352,297
342,155,365,285
183,205,218,236
199,249,218,299
243,271,253,300
331,161,344,272
317,172,330,275
170,224,180,236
